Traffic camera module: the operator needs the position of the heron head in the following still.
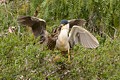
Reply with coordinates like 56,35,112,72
60,20,70,30
60,20,68,26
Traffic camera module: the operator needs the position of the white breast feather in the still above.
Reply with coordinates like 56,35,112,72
56,24,70,51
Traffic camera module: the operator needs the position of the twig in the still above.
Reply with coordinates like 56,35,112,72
46,67,61,78
59,70,70,79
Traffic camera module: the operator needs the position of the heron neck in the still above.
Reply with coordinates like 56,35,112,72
57,24,69,43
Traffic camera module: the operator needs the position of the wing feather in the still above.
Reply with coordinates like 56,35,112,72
69,26,99,48
17,16,46,37
81,33,96,48
68,19,86,28
17,16,47,43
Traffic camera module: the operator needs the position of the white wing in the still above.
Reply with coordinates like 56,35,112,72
69,26,99,48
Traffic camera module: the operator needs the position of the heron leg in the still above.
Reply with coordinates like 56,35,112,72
68,49,70,62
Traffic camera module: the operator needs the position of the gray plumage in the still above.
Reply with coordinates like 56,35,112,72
69,25,99,48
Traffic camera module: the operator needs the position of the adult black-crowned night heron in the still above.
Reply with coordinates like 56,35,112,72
17,16,99,62
56,20,99,62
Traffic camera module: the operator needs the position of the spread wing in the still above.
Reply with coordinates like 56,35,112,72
17,16,47,43
69,26,99,48
68,19,86,28
17,16,46,37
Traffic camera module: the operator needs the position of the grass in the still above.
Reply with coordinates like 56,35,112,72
0,0,120,80
0,29,120,80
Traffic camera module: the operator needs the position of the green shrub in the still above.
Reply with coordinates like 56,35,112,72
0,0,120,79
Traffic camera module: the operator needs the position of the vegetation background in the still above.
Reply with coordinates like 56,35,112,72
0,0,120,80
